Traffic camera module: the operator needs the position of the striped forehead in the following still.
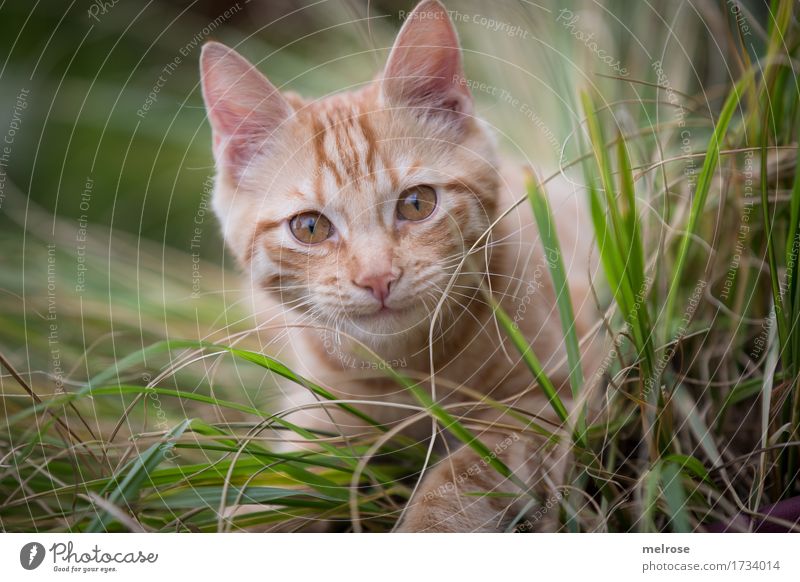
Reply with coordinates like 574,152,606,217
297,99,408,224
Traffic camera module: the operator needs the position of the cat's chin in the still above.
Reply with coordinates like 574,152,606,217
341,304,432,340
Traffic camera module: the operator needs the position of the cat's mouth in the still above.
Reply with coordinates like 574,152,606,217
348,302,419,323
364,303,413,318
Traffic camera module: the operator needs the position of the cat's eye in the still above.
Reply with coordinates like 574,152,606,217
289,212,333,244
397,185,437,221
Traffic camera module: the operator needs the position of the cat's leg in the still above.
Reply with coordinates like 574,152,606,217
397,432,569,532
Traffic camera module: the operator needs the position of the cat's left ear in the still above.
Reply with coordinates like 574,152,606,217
381,0,472,120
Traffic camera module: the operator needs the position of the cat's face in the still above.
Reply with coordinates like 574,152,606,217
201,0,499,346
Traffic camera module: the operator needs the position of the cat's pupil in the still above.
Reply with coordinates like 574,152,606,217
290,211,332,243
396,185,436,221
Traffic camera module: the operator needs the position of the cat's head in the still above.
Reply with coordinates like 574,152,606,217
200,0,499,348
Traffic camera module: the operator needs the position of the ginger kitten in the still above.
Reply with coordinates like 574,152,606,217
200,0,600,532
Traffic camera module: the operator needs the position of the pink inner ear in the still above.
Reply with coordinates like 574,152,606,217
382,1,472,116
200,42,291,179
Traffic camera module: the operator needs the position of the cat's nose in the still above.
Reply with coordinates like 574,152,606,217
354,271,399,304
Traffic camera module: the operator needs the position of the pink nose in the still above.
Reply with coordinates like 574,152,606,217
354,272,399,304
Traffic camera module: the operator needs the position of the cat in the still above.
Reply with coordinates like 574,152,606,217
200,0,601,532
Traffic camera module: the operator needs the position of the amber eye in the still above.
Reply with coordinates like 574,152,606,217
289,212,333,244
397,185,437,221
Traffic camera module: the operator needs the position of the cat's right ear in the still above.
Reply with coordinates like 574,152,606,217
200,41,292,182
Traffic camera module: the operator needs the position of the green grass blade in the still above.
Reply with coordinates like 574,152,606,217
487,297,570,426
663,70,757,335
661,461,692,532
86,418,191,532
379,360,532,492
525,172,586,440
642,462,662,532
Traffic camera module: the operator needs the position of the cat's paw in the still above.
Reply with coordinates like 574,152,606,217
396,493,503,532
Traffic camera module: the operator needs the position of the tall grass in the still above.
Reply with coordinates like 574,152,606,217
1,0,799,532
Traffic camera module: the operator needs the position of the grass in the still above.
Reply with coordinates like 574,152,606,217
1,0,800,532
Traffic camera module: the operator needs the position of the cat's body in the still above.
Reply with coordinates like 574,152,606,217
201,0,600,532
